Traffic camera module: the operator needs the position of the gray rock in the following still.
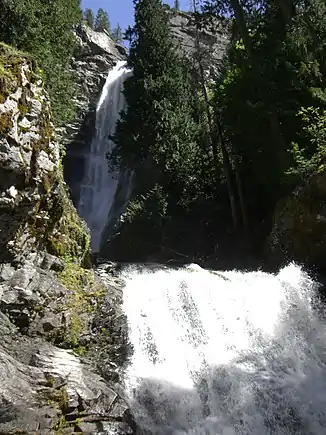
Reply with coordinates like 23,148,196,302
168,9,230,77
37,150,55,172
0,259,136,434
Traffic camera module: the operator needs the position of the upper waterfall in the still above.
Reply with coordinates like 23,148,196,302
120,263,326,434
78,61,132,252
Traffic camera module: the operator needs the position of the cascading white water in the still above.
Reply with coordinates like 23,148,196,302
121,263,326,434
78,61,133,252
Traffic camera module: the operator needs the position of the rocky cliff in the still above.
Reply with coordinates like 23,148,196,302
0,43,134,434
267,170,326,272
63,24,127,206
168,9,230,76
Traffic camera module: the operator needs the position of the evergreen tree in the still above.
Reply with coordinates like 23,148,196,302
111,23,123,43
108,0,201,252
0,0,81,125
83,8,94,28
201,0,326,229
174,0,180,10
110,0,198,182
94,8,111,33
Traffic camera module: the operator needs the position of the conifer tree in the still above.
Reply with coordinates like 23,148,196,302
84,8,94,28
174,0,180,10
109,0,198,185
107,0,202,251
94,8,111,33
111,23,123,43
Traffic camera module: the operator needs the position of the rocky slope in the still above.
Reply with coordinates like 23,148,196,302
0,43,134,434
266,170,326,272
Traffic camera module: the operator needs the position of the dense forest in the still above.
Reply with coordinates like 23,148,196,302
108,0,326,265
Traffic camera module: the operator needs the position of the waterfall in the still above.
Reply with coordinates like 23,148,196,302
78,61,133,252
120,263,326,434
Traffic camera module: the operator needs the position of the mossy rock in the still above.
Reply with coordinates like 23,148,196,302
267,170,326,268
0,42,36,97
0,111,13,134
47,261,106,352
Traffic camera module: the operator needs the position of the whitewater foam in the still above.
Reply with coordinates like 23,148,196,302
121,263,326,434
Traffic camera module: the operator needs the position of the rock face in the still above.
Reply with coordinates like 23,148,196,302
0,43,134,434
168,9,230,76
0,42,90,265
266,170,326,271
63,24,127,206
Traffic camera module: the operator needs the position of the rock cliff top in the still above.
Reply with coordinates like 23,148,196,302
168,9,230,76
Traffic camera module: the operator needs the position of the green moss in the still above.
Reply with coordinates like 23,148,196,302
0,42,35,98
0,111,13,134
47,261,105,351
28,169,91,267
18,102,28,117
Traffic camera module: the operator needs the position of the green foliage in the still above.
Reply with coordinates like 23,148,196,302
111,23,124,43
94,8,111,33
109,0,199,189
49,261,106,351
110,0,326,261
174,0,180,10
287,107,326,179
203,0,326,223
83,8,94,28
0,0,81,126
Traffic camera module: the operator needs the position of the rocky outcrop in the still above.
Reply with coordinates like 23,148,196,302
167,8,230,76
266,170,326,271
63,24,127,205
0,42,90,265
63,24,127,147
0,43,134,434
0,255,133,435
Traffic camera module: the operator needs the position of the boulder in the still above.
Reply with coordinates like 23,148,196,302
266,170,326,271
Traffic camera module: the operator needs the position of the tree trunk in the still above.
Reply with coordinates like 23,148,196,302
216,117,239,230
233,155,249,232
268,110,287,154
274,0,294,24
230,0,252,57
192,0,239,230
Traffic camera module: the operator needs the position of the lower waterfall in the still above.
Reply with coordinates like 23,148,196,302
78,61,133,252
120,263,326,434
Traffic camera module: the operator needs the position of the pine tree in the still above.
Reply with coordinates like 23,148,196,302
94,8,111,33
174,0,180,10
83,8,94,28
111,23,123,43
